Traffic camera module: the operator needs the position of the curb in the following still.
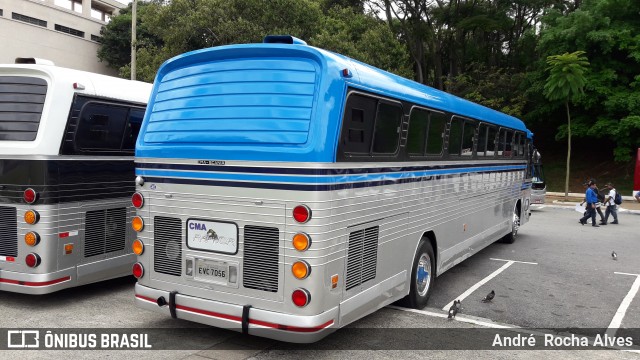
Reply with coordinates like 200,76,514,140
547,191,639,201
531,201,640,215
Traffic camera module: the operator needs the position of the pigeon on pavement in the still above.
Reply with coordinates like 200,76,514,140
482,290,495,303
448,300,460,319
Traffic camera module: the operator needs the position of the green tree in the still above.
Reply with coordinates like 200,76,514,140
543,51,589,200
97,1,162,78
310,6,412,78
532,0,640,162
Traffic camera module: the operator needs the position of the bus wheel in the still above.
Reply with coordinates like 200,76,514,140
501,207,520,244
398,239,435,309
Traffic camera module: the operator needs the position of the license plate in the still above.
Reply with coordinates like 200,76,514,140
186,219,238,254
194,259,229,284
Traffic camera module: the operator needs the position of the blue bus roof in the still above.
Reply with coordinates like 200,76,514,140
137,40,532,161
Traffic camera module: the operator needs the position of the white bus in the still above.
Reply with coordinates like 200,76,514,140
0,58,152,294
132,36,534,342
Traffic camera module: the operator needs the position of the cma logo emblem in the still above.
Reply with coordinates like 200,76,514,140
8,330,39,348
189,223,208,231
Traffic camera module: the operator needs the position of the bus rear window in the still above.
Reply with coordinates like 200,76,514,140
0,76,47,141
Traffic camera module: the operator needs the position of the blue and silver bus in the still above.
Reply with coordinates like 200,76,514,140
132,36,534,342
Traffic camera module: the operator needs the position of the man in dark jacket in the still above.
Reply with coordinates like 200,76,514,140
579,181,599,227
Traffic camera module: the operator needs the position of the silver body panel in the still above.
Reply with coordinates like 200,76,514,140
134,159,531,342
0,198,136,294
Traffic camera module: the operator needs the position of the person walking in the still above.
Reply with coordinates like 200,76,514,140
594,183,606,223
602,182,619,225
580,180,604,222
579,181,599,227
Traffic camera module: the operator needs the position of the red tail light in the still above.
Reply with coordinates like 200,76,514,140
131,192,144,208
25,253,41,268
24,188,37,204
292,288,310,307
132,262,144,279
292,205,311,223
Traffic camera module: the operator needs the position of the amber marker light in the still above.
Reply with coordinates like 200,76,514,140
24,232,40,247
292,232,311,252
132,239,144,255
132,216,144,232
24,210,40,225
292,260,311,280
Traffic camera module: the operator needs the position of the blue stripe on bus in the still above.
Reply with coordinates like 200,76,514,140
135,161,526,175
135,165,526,190
142,170,524,191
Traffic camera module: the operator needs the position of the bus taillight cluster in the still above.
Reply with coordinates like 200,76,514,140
131,192,145,279
291,205,312,307
23,188,42,268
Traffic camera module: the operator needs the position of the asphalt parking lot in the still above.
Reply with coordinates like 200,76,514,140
1,204,639,359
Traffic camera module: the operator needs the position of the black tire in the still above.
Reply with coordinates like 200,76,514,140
501,205,520,244
397,239,436,309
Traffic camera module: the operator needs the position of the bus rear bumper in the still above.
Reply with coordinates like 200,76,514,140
134,282,339,343
0,268,73,294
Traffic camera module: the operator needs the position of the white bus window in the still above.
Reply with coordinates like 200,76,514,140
122,108,145,151
76,103,128,151
0,76,47,141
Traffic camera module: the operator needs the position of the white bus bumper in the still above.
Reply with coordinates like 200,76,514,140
134,282,339,343
0,268,73,294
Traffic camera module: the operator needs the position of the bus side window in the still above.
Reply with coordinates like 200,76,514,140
486,126,497,157
426,112,446,155
407,108,429,156
517,132,526,158
341,94,376,156
448,117,463,156
504,130,514,158
407,107,447,158
76,103,128,152
477,124,488,157
461,120,476,157
122,108,145,151
372,102,402,154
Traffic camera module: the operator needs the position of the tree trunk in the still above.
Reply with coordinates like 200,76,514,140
564,101,571,201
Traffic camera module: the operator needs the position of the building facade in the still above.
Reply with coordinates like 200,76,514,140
0,0,125,75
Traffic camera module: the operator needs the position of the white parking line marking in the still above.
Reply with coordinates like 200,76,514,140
605,272,640,338
490,258,538,265
388,305,514,329
388,305,640,352
442,259,537,311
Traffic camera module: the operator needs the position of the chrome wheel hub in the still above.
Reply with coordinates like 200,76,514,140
416,254,431,297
